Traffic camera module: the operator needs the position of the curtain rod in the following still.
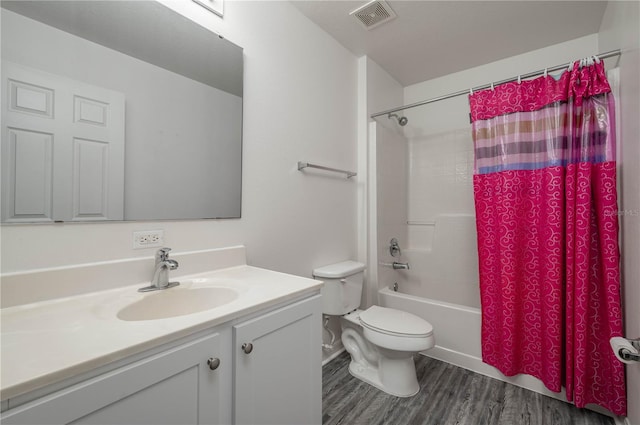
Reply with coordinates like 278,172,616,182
370,49,622,119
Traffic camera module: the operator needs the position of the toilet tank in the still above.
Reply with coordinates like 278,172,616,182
313,261,365,315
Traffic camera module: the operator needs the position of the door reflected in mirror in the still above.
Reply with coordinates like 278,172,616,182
1,0,243,222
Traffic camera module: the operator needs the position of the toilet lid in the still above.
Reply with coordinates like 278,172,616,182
359,306,433,337
313,261,365,278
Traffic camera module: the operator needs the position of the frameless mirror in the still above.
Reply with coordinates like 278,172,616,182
1,0,243,222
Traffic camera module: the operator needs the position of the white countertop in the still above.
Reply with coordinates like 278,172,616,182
1,265,323,401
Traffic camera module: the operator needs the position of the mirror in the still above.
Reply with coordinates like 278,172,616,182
1,0,243,222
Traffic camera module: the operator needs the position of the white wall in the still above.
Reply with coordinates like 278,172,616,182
319,56,405,363
2,10,242,220
598,2,640,424
400,35,599,308
0,1,358,281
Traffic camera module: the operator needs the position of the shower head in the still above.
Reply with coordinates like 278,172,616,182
388,113,408,126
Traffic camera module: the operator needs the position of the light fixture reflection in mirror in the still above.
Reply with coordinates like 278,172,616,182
1,1,243,223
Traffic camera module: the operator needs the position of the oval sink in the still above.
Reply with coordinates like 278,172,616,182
117,287,238,321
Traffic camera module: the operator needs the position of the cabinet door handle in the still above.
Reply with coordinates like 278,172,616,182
207,357,221,370
241,342,253,354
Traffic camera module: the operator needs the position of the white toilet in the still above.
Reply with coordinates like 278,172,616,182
313,260,435,397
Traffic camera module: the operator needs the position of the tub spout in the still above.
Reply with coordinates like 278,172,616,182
392,262,410,270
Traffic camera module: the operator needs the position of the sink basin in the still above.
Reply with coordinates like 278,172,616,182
117,287,238,321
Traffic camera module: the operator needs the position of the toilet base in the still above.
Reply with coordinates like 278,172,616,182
347,354,420,398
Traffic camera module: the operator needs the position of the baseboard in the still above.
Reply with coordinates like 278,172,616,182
423,346,569,401
322,347,346,366
423,345,621,420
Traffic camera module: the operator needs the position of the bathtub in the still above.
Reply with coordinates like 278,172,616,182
378,285,575,405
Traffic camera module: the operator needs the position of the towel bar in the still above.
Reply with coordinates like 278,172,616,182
297,161,356,178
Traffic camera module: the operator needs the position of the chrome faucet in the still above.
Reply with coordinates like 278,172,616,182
392,262,410,270
138,248,180,292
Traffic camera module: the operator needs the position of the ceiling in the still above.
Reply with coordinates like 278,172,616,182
291,1,608,86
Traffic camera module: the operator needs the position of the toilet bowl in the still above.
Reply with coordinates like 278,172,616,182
313,261,435,397
341,307,434,397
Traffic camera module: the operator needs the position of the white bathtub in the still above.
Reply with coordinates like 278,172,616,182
378,285,576,405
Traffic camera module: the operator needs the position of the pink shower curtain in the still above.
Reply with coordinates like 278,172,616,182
469,59,626,416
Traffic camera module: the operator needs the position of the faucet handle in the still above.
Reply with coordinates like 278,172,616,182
156,247,172,262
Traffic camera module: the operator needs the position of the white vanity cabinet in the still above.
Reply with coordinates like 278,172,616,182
1,293,322,425
233,295,322,425
1,332,226,425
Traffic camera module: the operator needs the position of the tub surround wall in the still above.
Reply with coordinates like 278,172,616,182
0,1,358,281
362,58,408,310
403,214,479,308
363,57,406,309
374,122,409,299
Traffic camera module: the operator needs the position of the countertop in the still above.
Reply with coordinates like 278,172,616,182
1,265,323,401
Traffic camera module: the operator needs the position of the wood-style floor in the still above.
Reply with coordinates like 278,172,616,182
322,352,614,425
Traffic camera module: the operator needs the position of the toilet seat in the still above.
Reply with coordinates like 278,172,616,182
359,306,435,352
360,306,433,337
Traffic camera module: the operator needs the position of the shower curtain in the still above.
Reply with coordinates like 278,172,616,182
469,59,626,415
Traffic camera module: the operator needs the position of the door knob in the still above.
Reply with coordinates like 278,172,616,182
242,342,253,354
207,357,220,370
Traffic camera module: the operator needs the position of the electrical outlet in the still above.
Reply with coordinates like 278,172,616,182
133,230,164,249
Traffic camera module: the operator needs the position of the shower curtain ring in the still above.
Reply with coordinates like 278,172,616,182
544,68,548,77
517,75,521,84
490,82,494,91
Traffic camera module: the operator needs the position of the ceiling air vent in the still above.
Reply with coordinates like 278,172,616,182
350,0,397,30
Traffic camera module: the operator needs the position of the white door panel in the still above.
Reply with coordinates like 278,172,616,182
2,61,125,222
4,128,54,221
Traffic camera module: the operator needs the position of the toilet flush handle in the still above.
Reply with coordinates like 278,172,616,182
340,279,347,284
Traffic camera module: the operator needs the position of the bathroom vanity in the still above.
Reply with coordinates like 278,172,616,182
0,247,323,425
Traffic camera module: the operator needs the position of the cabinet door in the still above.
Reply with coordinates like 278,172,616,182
2,333,223,425
233,295,322,425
